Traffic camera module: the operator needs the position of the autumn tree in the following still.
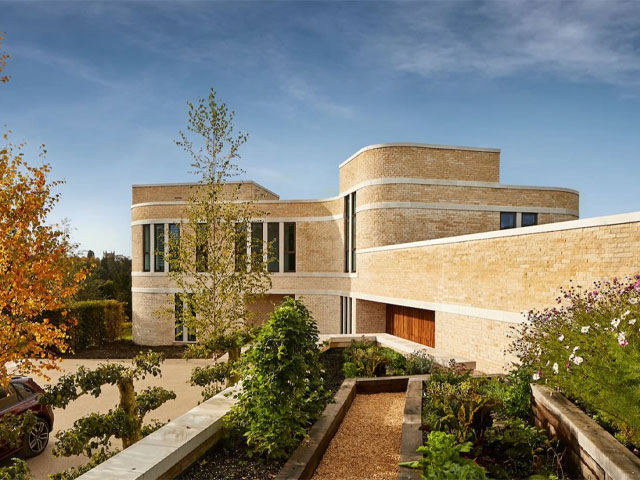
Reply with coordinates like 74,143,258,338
166,89,272,398
42,352,176,479
0,32,9,84
0,134,86,385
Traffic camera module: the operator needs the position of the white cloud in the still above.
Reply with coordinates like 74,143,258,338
369,1,640,88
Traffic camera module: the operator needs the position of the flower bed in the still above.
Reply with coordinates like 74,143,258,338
341,339,434,378
401,367,570,479
518,275,640,452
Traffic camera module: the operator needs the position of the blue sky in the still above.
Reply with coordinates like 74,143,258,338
1,1,639,256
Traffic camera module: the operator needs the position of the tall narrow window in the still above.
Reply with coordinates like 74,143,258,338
344,192,356,273
351,192,356,272
196,223,208,272
154,224,165,272
284,222,296,272
174,293,196,342
267,222,279,273
344,194,350,272
142,224,151,272
340,296,352,334
251,222,264,270
168,223,180,272
500,212,517,230
522,213,538,227
235,223,247,272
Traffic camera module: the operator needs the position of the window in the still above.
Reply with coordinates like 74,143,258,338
284,222,296,272
196,223,208,272
500,212,517,230
267,222,279,273
351,192,356,272
12,382,34,400
154,224,165,272
251,222,264,270
142,224,151,272
168,223,180,272
235,223,247,272
340,296,352,334
522,213,538,227
344,192,356,272
174,294,196,342
0,386,19,411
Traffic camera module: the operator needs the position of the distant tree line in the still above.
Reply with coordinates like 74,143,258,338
74,251,132,320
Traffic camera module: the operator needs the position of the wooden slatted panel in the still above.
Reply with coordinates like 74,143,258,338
385,304,435,347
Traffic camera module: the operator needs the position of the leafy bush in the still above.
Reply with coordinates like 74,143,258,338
226,297,329,459
48,300,127,351
342,340,407,377
403,350,434,375
400,431,487,480
515,275,640,445
0,458,29,480
423,377,498,444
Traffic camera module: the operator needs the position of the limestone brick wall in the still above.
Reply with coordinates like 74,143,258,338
356,183,578,211
247,294,289,326
355,299,386,333
339,145,501,192
132,292,175,346
296,220,344,272
296,294,341,334
132,182,278,204
435,312,514,373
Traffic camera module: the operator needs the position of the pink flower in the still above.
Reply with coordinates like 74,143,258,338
618,332,628,347
558,334,564,342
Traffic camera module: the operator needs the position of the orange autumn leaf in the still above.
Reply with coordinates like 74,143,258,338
0,133,87,387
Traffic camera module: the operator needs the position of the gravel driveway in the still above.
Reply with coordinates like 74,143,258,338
24,357,209,480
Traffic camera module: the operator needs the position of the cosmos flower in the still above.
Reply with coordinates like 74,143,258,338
573,356,584,365
581,326,590,333
552,363,559,374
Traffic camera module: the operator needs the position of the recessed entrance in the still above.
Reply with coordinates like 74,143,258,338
385,304,435,347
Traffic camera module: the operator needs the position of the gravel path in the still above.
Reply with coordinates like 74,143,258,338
313,392,405,480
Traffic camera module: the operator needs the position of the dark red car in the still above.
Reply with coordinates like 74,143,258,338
0,377,54,460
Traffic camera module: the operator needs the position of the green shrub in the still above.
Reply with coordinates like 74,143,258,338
226,297,329,459
423,377,498,444
342,339,406,377
400,431,487,480
404,350,434,375
48,300,126,351
516,275,640,445
0,459,29,480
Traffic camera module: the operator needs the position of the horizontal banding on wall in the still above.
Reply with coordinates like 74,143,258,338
355,202,578,216
130,214,343,225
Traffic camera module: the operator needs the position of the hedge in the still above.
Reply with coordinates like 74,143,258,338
47,300,127,351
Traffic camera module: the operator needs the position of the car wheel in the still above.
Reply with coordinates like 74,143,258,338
23,418,50,457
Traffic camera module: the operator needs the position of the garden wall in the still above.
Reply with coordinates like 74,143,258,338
531,385,640,480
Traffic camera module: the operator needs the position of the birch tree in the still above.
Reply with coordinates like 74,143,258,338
167,89,272,394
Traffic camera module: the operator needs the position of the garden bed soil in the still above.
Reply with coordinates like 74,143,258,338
177,348,346,480
61,340,189,359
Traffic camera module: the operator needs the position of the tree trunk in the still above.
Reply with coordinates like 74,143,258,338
226,346,241,387
118,376,142,448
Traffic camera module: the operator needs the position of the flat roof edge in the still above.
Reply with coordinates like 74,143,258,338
131,180,279,199
339,142,501,168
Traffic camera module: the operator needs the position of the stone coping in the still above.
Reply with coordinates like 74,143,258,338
76,385,240,480
398,377,424,480
319,333,476,370
531,385,640,480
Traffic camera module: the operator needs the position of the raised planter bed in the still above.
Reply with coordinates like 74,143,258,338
398,378,423,480
532,384,640,480
278,375,427,480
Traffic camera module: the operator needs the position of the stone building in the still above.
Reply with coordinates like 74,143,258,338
131,142,639,372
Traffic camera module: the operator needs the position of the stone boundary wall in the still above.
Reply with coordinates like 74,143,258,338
531,385,640,480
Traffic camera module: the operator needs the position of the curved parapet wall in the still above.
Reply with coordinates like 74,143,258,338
339,144,579,248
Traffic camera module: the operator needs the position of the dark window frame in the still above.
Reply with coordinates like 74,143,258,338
154,224,165,272
168,223,180,272
251,222,264,270
522,212,538,227
196,223,208,273
284,222,296,272
267,222,279,273
500,212,517,230
143,224,151,272
234,223,247,272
